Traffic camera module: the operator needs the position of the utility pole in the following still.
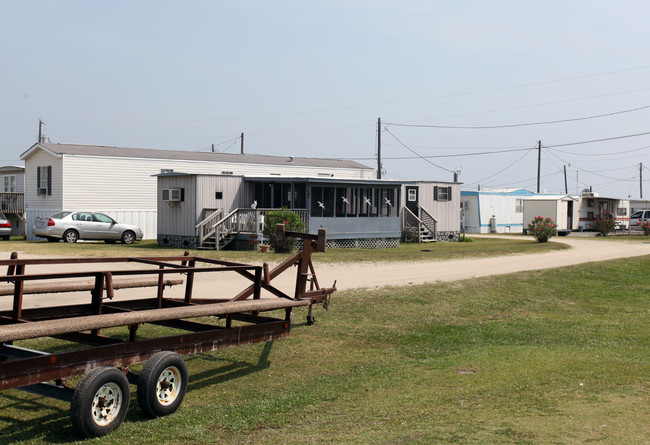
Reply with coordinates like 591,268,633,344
240,132,244,154
38,119,44,143
211,144,215,152
563,165,568,194
377,117,381,179
641,162,643,198
536,140,541,193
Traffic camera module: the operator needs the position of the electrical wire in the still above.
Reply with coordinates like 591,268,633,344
464,147,536,186
383,127,454,173
47,66,650,126
386,105,650,129
549,144,650,156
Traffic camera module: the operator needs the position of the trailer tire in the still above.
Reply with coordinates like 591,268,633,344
137,351,188,418
70,367,130,438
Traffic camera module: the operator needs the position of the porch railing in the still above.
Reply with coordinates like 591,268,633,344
199,208,309,249
402,206,437,242
195,209,223,246
0,193,25,214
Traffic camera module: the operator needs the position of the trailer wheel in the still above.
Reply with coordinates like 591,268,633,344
70,367,130,438
137,351,188,418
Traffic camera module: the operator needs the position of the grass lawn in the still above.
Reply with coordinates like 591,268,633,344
0,255,648,444
0,236,569,264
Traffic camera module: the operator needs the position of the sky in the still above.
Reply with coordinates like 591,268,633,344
2,1,650,198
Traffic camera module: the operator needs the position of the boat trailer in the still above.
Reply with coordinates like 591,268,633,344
0,226,335,438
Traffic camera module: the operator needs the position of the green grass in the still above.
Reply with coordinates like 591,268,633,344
1,255,648,444
0,236,568,264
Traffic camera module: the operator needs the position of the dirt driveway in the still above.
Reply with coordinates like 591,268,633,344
2,236,649,310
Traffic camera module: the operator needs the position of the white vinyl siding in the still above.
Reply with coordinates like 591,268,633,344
24,149,63,209
408,182,461,233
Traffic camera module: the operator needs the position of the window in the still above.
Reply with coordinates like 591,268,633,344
434,186,452,201
515,199,523,213
408,189,417,202
3,175,16,192
215,191,223,200
160,169,174,173
36,166,51,196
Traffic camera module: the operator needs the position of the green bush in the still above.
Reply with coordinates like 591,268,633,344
527,216,557,243
262,208,306,253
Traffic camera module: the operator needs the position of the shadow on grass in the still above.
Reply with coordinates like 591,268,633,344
184,341,274,392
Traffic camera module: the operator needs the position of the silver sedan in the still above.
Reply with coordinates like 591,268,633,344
0,211,11,240
33,211,143,244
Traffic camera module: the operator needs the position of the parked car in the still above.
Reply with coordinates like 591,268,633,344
629,209,650,231
33,211,143,244
0,211,11,240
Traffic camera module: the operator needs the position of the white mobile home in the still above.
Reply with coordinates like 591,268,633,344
20,143,374,240
0,165,25,237
156,173,405,249
578,192,630,230
522,195,580,234
460,189,534,233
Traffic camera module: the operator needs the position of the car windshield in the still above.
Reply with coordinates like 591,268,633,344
50,211,72,219
0,211,7,220
631,211,643,218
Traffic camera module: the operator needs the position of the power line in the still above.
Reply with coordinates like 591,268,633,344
464,148,536,186
47,66,650,126
548,144,650,156
338,146,533,161
544,130,650,148
385,104,650,130
383,127,454,173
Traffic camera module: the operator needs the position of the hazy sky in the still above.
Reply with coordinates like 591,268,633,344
2,1,649,198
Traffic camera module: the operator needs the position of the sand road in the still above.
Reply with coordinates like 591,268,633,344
1,235,649,310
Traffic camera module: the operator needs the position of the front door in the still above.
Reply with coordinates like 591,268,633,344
405,186,419,217
567,201,573,229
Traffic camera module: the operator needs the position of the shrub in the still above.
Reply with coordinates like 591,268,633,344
594,210,616,236
639,220,650,236
527,216,557,243
262,208,306,253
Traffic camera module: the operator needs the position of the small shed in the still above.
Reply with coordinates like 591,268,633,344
523,194,580,234
461,188,534,234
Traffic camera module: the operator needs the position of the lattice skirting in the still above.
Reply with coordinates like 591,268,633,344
326,238,400,249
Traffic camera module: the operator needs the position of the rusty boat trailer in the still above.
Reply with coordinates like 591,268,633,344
0,226,335,438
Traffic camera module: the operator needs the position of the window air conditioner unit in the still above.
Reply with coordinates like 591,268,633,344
162,188,184,202
37,187,47,196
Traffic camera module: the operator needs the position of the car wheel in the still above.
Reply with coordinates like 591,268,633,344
46,237,59,242
2,235,9,241
70,367,130,438
121,231,136,244
63,230,79,243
